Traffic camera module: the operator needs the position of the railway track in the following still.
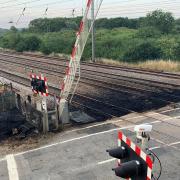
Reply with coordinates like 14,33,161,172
1,51,180,80
0,54,180,106
1,68,180,140
0,50,180,121
0,69,118,119
0,54,178,89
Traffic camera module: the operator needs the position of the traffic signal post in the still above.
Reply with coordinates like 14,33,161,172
107,131,153,180
30,73,49,132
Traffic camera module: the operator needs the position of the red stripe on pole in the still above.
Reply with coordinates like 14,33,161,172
118,132,123,140
66,66,70,75
71,46,76,58
44,77,47,81
126,138,131,147
146,177,151,180
135,146,141,156
61,83,65,91
33,90,37,94
146,156,153,169
87,0,92,7
79,21,84,33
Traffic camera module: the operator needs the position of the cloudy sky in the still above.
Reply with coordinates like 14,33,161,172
0,0,179,29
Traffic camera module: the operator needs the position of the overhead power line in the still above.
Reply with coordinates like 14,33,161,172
16,7,26,25
44,6,48,16
0,0,41,9
0,0,18,5
0,0,177,12
100,0,180,10
98,7,180,17
1,0,180,28
0,0,74,10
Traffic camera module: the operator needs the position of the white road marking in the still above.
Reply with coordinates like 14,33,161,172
150,141,180,150
160,115,180,121
14,121,160,157
151,137,166,145
98,141,180,165
98,158,116,165
0,158,6,162
160,108,180,113
149,146,160,150
168,141,180,146
6,154,19,180
67,119,123,133
0,109,179,161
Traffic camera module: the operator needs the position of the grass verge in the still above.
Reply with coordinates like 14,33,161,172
96,58,180,72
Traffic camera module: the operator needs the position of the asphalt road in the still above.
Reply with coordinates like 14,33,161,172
0,108,180,180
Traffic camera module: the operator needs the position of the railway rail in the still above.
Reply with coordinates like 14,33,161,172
1,51,180,80
1,62,179,117
0,50,180,121
0,54,179,89
0,54,180,107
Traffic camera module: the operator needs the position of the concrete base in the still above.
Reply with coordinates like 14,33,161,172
59,99,70,124
42,112,49,133
70,111,95,124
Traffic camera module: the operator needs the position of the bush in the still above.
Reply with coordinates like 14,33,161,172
124,41,162,61
23,35,41,51
40,42,51,55
40,31,75,55
15,39,27,52
156,37,178,59
136,26,161,38
174,41,180,60
1,33,21,49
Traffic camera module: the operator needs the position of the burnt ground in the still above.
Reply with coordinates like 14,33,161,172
71,82,180,122
0,53,180,162
0,108,25,141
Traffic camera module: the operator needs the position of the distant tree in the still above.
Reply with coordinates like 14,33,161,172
29,17,81,33
143,10,175,33
10,26,17,33
95,17,139,29
173,18,180,33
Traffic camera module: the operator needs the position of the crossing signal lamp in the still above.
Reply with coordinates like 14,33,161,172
31,78,45,93
107,132,153,180
30,74,49,96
